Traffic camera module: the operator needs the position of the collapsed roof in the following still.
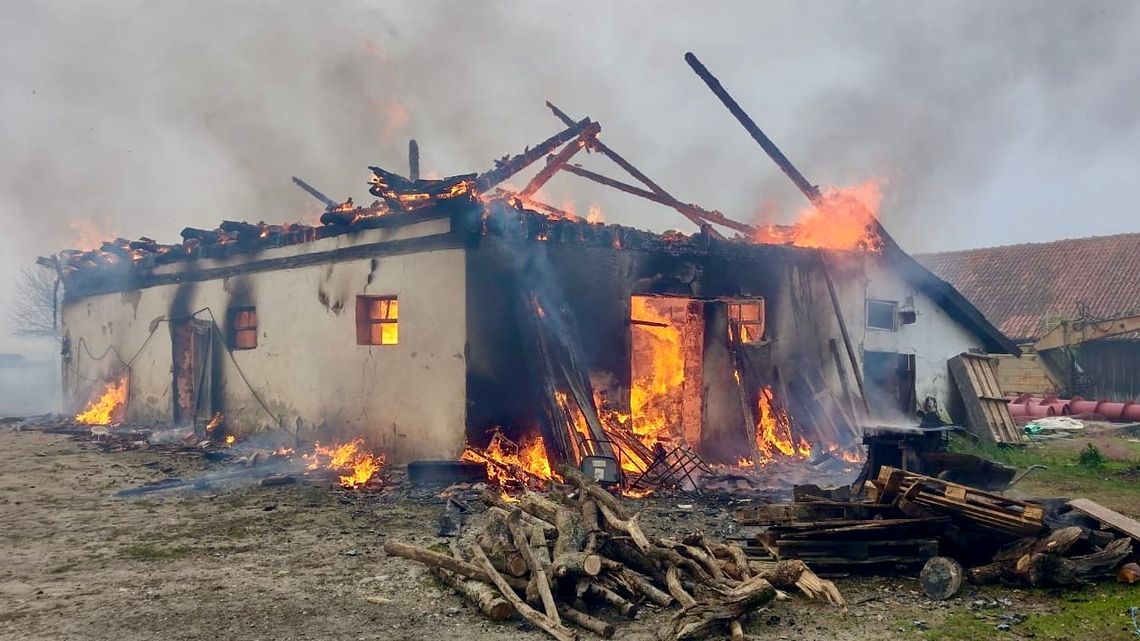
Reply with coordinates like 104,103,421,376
39,59,1018,355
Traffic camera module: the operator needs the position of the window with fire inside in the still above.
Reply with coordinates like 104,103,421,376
356,295,399,346
727,299,765,343
228,307,258,349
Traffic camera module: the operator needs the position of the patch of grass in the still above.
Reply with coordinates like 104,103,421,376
1078,443,1107,470
1021,584,1140,639
927,584,1140,640
923,611,993,641
119,543,192,561
947,434,1140,516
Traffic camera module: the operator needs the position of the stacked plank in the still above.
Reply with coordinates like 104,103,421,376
385,469,844,640
735,499,947,570
870,466,1045,537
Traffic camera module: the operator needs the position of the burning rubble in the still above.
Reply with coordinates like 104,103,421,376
752,180,885,252
74,378,127,426
303,437,385,489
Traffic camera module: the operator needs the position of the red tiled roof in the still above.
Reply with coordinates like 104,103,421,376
915,233,1140,342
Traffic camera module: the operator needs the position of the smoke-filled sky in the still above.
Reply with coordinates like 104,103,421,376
2,0,1139,356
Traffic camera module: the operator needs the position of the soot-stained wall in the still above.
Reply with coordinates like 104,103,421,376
62,217,468,462
465,236,992,461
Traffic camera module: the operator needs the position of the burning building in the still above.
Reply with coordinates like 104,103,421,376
44,62,1016,481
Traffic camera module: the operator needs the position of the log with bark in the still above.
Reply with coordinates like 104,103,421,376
386,469,844,641
966,527,1132,587
662,574,777,641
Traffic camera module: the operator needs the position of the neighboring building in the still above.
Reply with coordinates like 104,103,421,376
918,233,1140,400
53,170,1014,464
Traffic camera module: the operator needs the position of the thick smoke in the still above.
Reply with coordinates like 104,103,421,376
2,0,1139,359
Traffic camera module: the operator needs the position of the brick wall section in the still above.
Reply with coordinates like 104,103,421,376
993,353,1059,395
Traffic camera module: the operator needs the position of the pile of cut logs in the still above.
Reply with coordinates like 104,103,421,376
385,470,845,640
733,466,1137,594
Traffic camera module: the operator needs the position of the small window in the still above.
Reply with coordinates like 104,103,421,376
727,299,765,343
229,307,258,349
356,296,398,345
866,299,898,331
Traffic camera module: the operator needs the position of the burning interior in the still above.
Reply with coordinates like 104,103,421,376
46,87,1014,496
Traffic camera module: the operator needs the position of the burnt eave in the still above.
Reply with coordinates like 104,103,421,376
881,235,1021,356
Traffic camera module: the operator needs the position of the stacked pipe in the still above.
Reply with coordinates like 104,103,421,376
1006,394,1140,422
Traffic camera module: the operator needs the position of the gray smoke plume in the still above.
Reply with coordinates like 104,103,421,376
2,0,1139,360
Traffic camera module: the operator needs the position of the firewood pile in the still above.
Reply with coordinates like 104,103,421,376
733,465,1138,595
384,469,845,640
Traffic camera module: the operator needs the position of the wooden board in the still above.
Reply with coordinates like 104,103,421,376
734,502,893,525
948,353,1024,443
773,538,938,565
1067,498,1140,542
879,466,1044,537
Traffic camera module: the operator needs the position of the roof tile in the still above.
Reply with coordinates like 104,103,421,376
916,233,1140,342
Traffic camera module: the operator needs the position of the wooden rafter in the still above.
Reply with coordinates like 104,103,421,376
519,121,601,199
475,119,592,193
546,101,756,237
559,164,755,236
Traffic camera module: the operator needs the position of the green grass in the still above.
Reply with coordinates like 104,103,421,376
119,543,192,561
927,583,1140,640
947,434,1140,516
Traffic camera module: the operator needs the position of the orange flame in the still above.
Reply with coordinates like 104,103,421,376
826,443,865,464
304,438,383,489
755,386,811,463
460,429,555,488
629,297,685,447
204,411,224,434
75,379,127,426
753,180,884,252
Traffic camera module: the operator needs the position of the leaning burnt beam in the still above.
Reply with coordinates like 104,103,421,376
684,52,823,206
291,176,337,210
475,118,592,192
545,101,724,236
519,121,601,199
559,164,755,236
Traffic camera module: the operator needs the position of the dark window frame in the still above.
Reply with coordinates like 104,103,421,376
228,306,258,350
866,299,899,332
356,295,399,346
726,298,766,344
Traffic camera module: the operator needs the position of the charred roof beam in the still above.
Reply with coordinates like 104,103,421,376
545,101,748,239
475,118,593,193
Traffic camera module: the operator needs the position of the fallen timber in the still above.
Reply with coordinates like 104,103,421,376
385,469,844,641
733,466,1137,595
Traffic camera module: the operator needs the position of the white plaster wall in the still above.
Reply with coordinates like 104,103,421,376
834,257,985,416
62,225,467,462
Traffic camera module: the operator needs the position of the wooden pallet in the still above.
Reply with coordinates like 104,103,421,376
734,501,894,525
948,353,1025,443
773,538,939,564
874,466,1044,537
763,517,949,542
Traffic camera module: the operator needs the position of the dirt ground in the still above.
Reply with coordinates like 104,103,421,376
1,426,1138,641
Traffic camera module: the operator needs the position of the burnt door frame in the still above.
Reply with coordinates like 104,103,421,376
171,318,214,426
862,350,916,417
